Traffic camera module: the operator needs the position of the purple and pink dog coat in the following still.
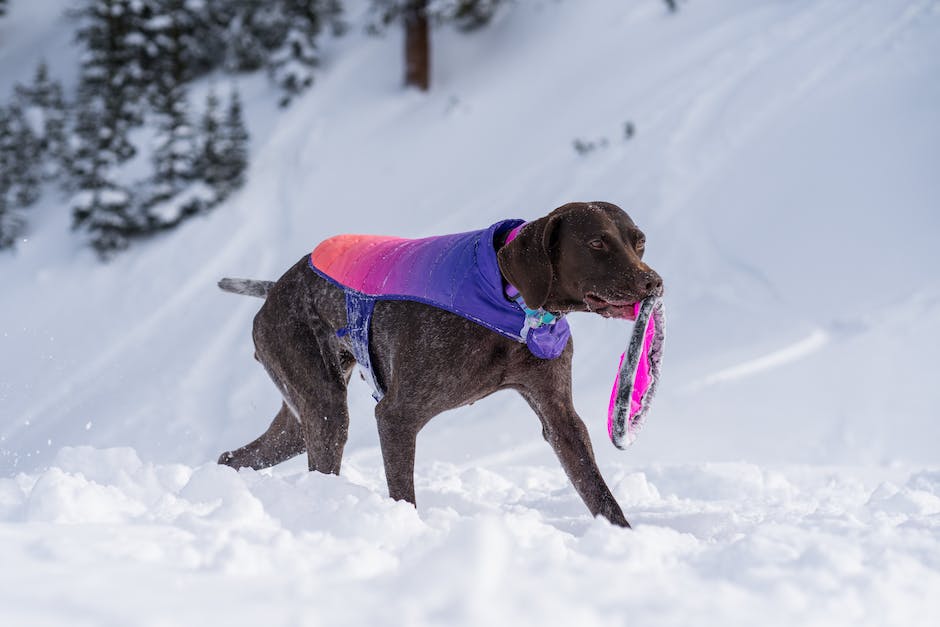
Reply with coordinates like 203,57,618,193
308,218,664,449
309,219,571,401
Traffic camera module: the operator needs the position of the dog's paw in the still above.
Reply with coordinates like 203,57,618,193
217,451,239,467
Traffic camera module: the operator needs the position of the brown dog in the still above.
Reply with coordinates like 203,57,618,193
217,202,662,527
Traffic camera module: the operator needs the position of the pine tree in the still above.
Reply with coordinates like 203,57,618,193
138,0,212,100
0,107,24,250
447,0,505,32
141,0,204,227
219,86,249,198
222,0,285,73
196,0,239,72
69,98,136,257
185,85,251,212
197,86,226,200
69,91,138,257
136,0,343,107
268,18,318,106
14,60,70,181
196,85,248,205
0,0,7,19
145,89,201,228
73,0,147,147
0,103,43,250
369,0,430,90
70,0,148,255
4,103,42,208
404,1,430,91
369,0,506,91
215,0,341,105
269,0,343,107
1,61,68,251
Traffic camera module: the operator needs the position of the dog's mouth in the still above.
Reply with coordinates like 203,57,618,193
584,293,637,319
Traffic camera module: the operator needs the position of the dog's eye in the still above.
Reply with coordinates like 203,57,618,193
589,239,606,250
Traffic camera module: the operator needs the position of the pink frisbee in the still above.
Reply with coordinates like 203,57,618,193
607,297,665,449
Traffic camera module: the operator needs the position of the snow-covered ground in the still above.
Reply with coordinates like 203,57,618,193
3,447,940,626
1,0,939,624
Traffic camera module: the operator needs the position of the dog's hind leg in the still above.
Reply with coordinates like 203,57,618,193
299,376,351,476
218,276,355,474
253,314,355,475
218,401,305,470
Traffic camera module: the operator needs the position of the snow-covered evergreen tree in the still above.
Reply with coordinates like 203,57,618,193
195,0,239,71
0,61,69,251
139,0,212,98
196,85,248,205
218,86,249,198
0,108,24,250
269,0,343,107
370,0,505,32
0,103,42,210
14,60,70,182
217,0,341,105
197,86,226,197
369,0,507,90
196,86,248,199
0,103,43,250
145,89,202,227
437,0,506,32
140,0,206,227
70,0,149,255
221,0,284,72
73,0,147,139
69,93,137,257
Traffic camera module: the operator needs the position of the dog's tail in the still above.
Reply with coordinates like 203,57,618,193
218,277,275,299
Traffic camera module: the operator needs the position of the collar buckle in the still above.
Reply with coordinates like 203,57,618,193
507,285,562,338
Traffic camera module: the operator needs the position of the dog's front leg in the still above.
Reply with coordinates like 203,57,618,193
374,402,419,505
520,387,630,528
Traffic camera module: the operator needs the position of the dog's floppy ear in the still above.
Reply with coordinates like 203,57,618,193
497,214,561,310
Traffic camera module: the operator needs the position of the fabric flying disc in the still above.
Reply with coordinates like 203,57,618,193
607,297,665,449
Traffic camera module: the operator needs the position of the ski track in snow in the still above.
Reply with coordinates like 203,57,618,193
685,329,829,391
657,0,935,220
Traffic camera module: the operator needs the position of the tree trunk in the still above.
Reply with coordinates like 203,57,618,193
403,1,430,91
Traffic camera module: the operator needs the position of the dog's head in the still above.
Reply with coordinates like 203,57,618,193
497,202,663,318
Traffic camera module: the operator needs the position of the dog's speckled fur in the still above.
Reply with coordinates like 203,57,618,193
218,202,663,527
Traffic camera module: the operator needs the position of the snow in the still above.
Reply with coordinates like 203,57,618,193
1,447,939,626
147,181,216,223
1,0,939,624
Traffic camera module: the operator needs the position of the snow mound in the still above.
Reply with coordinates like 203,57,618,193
1,447,938,626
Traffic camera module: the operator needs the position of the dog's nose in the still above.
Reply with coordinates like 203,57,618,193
644,272,664,296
